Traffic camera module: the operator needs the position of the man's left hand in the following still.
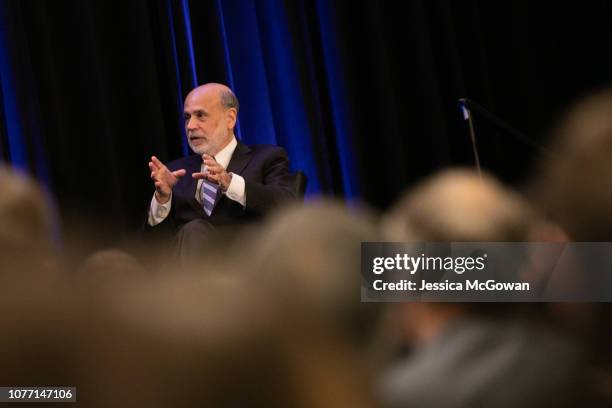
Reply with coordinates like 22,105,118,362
192,154,232,191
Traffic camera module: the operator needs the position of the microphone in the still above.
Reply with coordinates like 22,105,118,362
457,98,555,178
458,98,482,178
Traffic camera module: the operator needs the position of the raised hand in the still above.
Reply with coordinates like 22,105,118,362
192,154,232,191
149,156,186,203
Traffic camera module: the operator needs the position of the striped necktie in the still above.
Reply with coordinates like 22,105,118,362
200,179,219,216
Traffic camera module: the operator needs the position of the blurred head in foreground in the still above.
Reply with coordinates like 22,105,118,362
535,87,612,241
382,168,535,242
76,248,146,291
0,165,56,276
242,201,383,352
533,87,612,401
0,271,376,407
378,169,588,408
380,169,538,342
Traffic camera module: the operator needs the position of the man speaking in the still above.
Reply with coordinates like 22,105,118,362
146,83,297,253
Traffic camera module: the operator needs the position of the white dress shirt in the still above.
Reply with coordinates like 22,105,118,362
148,137,246,226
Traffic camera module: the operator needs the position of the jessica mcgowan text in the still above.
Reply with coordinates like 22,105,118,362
372,279,530,291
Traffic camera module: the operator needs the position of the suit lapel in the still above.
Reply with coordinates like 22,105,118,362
226,141,252,176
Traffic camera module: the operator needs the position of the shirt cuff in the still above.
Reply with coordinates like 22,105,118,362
148,192,172,226
224,173,246,207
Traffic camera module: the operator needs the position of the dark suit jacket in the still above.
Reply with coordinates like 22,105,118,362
145,141,297,235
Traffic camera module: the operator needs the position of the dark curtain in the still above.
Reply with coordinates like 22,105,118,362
2,0,612,238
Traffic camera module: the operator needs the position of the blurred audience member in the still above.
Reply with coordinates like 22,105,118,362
382,169,535,242
77,248,146,290
378,169,590,408
0,270,377,407
533,87,612,404
241,201,388,365
535,88,612,241
0,165,57,280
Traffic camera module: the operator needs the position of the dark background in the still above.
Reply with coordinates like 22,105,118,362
1,0,612,240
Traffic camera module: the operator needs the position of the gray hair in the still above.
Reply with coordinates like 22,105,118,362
220,89,239,113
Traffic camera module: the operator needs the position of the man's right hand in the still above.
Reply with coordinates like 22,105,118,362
148,156,186,204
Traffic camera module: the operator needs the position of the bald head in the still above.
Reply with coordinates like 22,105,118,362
382,169,535,242
186,83,239,113
183,83,239,155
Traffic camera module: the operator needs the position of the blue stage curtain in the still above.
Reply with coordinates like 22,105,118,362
4,0,612,232
168,0,361,196
0,0,50,183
